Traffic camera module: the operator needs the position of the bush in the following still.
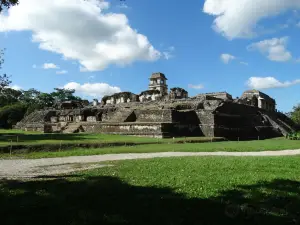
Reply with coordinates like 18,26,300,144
285,132,300,140
0,103,27,129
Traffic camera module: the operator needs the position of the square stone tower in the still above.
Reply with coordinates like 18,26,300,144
148,72,168,96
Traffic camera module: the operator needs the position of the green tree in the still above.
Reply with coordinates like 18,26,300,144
0,88,22,107
51,88,82,102
290,104,300,125
0,49,11,91
19,89,56,114
0,103,26,128
20,88,41,104
37,93,55,107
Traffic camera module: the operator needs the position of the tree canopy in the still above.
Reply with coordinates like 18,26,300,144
0,0,18,13
290,104,300,125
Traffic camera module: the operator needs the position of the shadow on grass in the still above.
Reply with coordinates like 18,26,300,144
0,133,94,142
1,177,300,225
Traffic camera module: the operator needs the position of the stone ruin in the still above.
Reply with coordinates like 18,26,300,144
15,72,298,140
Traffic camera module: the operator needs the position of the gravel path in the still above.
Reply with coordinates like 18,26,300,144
1,149,300,179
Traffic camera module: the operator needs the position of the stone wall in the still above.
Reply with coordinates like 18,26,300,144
195,110,215,137
172,110,200,124
22,123,46,132
81,122,165,138
212,102,283,139
135,109,173,122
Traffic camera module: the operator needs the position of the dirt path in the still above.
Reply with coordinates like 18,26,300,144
1,149,300,179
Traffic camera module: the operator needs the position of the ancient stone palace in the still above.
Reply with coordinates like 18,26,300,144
16,72,297,139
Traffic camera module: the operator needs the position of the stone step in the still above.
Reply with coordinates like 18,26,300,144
108,109,135,122
62,124,83,134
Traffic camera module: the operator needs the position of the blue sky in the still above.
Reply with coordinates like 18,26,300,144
0,0,300,112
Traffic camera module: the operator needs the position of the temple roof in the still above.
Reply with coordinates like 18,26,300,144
150,72,167,80
242,90,275,103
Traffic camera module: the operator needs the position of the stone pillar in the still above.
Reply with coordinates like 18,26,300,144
258,97,263,109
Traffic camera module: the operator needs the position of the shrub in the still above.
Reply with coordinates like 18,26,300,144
0,103,27,128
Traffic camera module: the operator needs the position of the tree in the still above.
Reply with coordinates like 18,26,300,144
51,88,82,102
0,87,22,107
19,89,57,115
0,103,26,128
0,0,18,13
0,49,11,91
37,93,55,107
20,88,41,104
290,104,300,125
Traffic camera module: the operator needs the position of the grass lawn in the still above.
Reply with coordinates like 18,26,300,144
1,137,299,159
0,129,299,159
0,129,221,146
1,156,300,224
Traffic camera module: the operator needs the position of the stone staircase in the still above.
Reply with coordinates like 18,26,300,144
15,110,54,129
276,118,295,133
108,109,136,122
262,114,294,135
62,124,83,134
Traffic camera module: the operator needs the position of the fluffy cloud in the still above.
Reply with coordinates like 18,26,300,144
203,0,300,39
247,77,300,89
188,84,204,89
43,63,59,69
0,0,161,71
63,82,121,98
220,54,235,64
56,70,68,74
247,37,292,62
10,85,22,90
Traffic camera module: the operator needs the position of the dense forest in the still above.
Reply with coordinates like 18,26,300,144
0,50,86,128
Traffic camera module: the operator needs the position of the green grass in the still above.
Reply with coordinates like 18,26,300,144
0,129,219,146
2,138,300,159
2,156,300,224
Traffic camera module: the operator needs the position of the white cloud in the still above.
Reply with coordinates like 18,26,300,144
0,0,161,72
240,61,249,66
247,77,300,89
188,84,204,89
220,53,236,64
56,70,68,74
297,22,300,27
295,58,300,63
162,46,175,60
43,63,59,69
203,0,300,39
63,82,121,98
247,37,292,62
10,85,22,90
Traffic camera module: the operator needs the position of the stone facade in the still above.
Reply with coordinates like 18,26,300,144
169,88,188,99
148,72,168,96
102,92,139,105
194,92,233,101
15,72,297,139
240,90,276,112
